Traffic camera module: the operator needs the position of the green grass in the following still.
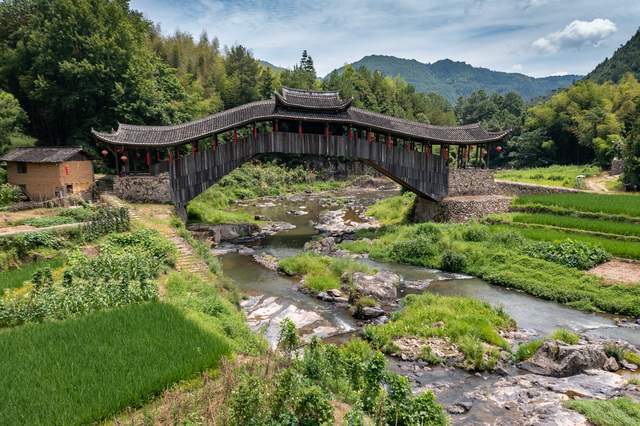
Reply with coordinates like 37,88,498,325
0,256,65,293
550,328,580,344
511,213,640,238
163,272,263,354
366,192,415,225
514,340,543,362
564,397,640,426
496,164,600,188
495,224,640,260
514,193,640,217
278,253,373,294
365,292,515,370
0,302,231,425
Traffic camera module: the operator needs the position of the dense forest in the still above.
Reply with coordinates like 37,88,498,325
0,0,638,188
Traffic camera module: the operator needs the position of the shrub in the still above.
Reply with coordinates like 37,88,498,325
489,229,525,247
461,224,490,242
0,183,21,206
523,239,611,270
440,250,466,272
278,318,300,354
380,374,447,426
564,397,640,426
550,328,580,345
390,236,440,266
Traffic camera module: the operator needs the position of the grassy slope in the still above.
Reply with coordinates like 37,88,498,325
495,165,600,188
0,303,231,425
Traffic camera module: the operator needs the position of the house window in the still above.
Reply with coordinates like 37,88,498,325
66,184,73,194
17,163,27,174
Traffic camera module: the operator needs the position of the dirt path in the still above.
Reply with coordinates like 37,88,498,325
589,260,640,285
585,173,621,192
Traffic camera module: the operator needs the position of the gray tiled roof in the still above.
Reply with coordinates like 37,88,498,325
93,91,509,147
0,147,90,163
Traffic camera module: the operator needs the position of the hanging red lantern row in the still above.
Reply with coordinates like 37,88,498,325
101,149,109,157
120,155,128,162
496,146,503,153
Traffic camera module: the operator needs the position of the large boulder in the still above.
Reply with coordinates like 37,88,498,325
519,340,608,377
303,237,337,255
345,271,400,302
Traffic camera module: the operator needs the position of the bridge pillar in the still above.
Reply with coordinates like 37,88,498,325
175,204,188,222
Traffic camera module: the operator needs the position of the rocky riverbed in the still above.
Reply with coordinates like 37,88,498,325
212,183,640,424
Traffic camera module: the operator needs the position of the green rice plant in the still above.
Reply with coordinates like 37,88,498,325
550,328,580,345
511,213,640,238
0,303,231,425
511,203,640,224
564,397,640,426
494,224,640,260
513,193,640,217
0,256,65,292
496,165,601,188
514,340,543,362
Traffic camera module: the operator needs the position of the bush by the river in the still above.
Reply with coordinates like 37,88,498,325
523,239,611,270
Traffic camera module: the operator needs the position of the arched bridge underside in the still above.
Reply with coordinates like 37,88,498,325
93,87,508,218
170,132,448,217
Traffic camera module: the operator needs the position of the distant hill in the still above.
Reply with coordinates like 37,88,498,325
587,28,640,83
259,60,287,73
331,55,581,102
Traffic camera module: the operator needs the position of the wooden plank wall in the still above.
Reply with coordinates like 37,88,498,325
169,132,448,214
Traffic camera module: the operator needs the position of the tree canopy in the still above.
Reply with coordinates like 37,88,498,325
0,90,27,152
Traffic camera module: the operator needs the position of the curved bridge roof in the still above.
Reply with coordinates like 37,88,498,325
93,88,508,147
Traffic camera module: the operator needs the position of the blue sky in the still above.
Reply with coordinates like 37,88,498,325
130,0,640,78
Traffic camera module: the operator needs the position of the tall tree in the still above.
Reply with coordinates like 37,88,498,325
0,90,27,152
222,45,260,107
0,0,192,146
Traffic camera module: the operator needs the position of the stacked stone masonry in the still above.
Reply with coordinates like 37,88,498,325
113,174,172,203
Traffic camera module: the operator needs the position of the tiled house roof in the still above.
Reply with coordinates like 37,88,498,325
0,147,91,163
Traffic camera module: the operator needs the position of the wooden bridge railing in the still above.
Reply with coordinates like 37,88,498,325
169,132,448,218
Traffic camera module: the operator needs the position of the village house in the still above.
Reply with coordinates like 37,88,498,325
0,147,94,201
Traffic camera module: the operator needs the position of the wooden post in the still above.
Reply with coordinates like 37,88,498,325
253,124,257,140
192,141,198,156
348,127,353,141
233,128,238,144
213,134,218,151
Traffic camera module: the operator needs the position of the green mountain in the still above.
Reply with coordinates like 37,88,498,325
259,60,287,73
587,28,640,83
331,55,581,102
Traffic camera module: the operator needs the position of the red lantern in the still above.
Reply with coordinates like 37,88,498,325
120,155,128,162
100,149,109,157
496,146,503,153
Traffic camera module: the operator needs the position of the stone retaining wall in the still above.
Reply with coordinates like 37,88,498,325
447,168,499,196
495,180,581,196
413,195,512,223
113,174,172,203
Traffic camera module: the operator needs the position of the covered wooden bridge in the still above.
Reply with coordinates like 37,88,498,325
93,87,508,219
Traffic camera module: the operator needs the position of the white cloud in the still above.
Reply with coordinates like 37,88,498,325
511,64,523,72
519,0,549,9
532,18,617,54
548,70,569,76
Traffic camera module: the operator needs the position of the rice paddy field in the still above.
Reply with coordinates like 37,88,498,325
495,165,600,189
0,302,231,425
510,213,640,238
513,193,640,218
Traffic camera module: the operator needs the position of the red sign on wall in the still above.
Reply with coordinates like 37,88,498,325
64,165,70,176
